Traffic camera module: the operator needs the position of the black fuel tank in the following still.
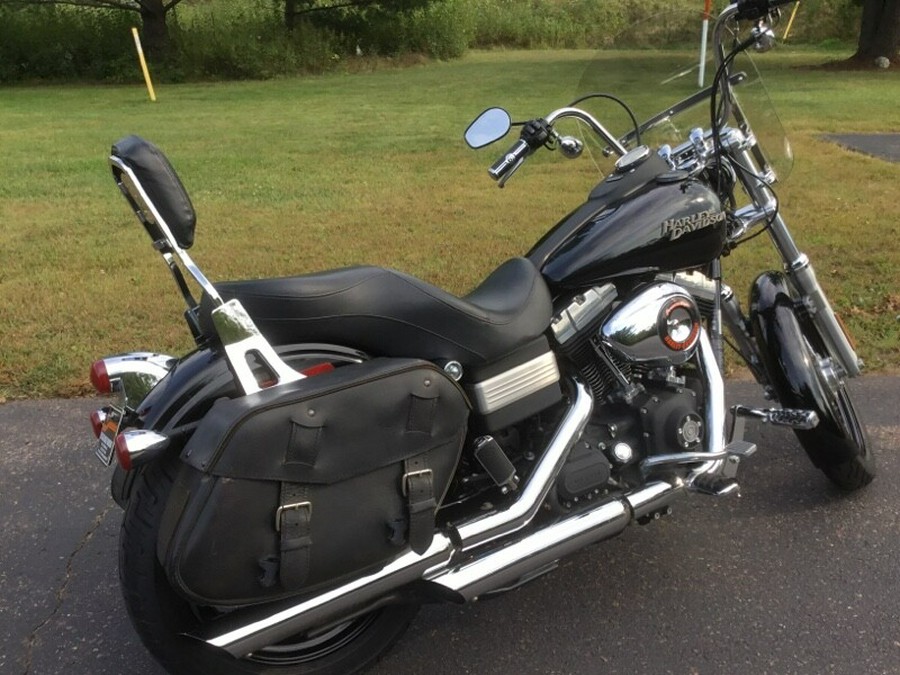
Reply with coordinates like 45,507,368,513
528,155,726,289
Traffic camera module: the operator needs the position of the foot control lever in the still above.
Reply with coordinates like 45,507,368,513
732,405,819,430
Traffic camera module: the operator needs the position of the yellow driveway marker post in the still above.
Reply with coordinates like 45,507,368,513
783,2,801,41
131,27,157,102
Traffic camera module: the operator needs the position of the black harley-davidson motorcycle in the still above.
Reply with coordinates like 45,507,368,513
88,1,873,673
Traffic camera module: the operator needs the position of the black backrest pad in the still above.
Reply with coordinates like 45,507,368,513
111,135,197,249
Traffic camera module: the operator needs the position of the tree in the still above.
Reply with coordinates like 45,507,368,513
1,0,184,56
854,0,900,65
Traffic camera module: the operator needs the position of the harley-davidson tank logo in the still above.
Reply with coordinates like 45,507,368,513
661,210,726,241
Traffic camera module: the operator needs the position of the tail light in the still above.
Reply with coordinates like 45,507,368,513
114,430,169,471
90,360,111,394
90,409,108,438
301,362,335,377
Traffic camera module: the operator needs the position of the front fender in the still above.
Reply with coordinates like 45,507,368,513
749,271,855,466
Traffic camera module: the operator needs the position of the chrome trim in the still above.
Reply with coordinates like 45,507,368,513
626,479,682,521
103,352,175,409
685,329,728,488
786,256,862,377
469,351,560,414
601,282,700,364
550,284,617,346
432,499,631,601
204,534,456,657
454,378,593,551
642,450,729,472
211,299,304,396
117,429,169,467
615,144,651,172
544,107,627,156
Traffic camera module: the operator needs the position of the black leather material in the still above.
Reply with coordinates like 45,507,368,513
158,358,469,606
201,257,552,367
111,135,197,249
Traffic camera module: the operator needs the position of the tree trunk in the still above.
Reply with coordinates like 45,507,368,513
854,0,900,64
139,0,170,58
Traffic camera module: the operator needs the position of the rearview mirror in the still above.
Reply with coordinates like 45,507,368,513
465,108,512,149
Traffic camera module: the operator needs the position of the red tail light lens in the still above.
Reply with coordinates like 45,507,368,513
90,360,111,394
301,362,335,377
89,410,106,438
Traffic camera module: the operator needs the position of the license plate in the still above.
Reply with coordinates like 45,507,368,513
95,406,123,466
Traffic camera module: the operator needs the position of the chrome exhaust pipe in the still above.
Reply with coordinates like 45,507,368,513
202,534,457,657
202,479,682,657
428,480,678,602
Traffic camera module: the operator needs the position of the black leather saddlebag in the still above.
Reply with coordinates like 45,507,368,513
157,358,469,606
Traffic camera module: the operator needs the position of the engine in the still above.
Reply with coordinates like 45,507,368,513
548,282,706,509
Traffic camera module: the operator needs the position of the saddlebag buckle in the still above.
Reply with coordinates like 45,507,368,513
401,469,433,497
275,501,312,533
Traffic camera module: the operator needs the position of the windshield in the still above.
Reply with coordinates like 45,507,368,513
567,11,793,181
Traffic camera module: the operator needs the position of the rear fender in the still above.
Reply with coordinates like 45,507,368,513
110,343,367,506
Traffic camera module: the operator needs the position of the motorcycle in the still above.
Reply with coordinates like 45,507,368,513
89,1,874,673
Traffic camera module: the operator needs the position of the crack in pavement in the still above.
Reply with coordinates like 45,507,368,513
21,503,115,675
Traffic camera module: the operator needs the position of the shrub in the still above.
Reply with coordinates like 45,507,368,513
0,5,134,83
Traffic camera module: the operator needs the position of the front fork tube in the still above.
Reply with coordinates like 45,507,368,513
732,146,862,378
719,286,771,388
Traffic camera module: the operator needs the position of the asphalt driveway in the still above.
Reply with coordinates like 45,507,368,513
1,378,898,675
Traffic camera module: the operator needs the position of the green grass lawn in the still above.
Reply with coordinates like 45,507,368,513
1,48,898,399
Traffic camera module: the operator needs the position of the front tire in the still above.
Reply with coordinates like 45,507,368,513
750,272,875,491
119,457,419,675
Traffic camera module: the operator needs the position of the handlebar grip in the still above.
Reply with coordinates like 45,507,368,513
488,138,531,182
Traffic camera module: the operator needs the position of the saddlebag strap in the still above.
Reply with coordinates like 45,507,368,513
277,483,312,588
402,454,436,555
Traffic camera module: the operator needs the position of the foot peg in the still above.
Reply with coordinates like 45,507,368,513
690,475,740,496
732,405,819,430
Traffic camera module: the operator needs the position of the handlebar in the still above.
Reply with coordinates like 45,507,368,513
482,1,793,186
488,138,531,184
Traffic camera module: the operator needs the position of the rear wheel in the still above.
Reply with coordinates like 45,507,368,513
120,457,419,675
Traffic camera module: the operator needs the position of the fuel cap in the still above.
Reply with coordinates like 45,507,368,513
615,145,650,173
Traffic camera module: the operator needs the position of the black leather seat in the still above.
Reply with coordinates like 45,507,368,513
205,257,552,367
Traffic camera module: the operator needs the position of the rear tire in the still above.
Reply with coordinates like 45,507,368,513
119,457,419,675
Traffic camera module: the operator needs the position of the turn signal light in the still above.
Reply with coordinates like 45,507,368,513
114,429,169,471
90,360,111,394
114,433,133,471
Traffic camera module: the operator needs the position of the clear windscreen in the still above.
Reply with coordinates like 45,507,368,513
564,11,793,181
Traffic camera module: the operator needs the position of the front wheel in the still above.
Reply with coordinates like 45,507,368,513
750,272,875,491
119,457,419,675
